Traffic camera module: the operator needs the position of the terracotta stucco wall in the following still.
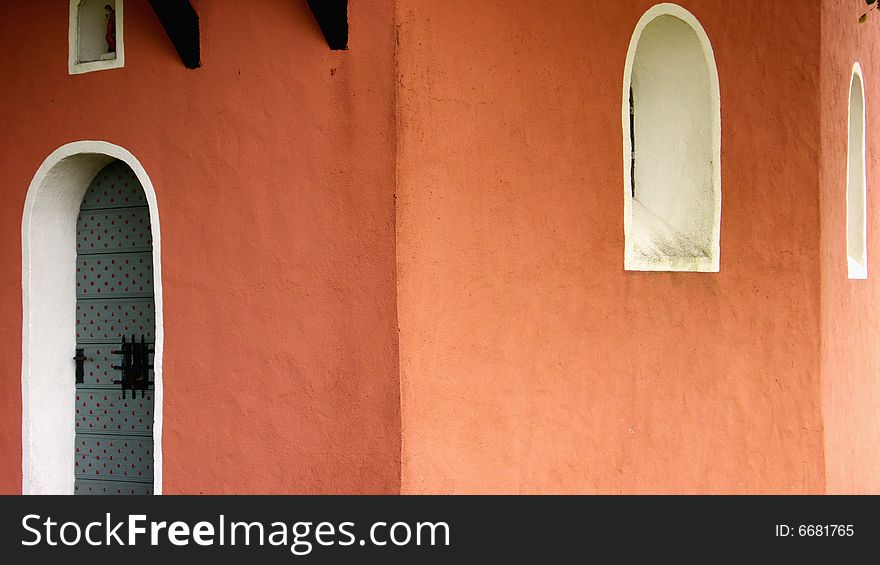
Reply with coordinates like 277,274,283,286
0,0,400,493
5,0,870,497
395,0,825,493
820,0,880,494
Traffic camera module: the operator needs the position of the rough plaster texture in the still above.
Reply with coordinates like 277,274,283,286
820,0,880,494
2,0,878,495
0,0,400,494
395,0,825,493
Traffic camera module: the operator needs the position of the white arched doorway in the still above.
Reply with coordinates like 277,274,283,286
21,141,164,494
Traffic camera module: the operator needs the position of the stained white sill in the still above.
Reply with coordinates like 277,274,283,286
69,56,124,75
626,199,718,273
848,255,867,280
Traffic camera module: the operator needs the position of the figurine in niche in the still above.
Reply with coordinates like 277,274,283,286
105,4,116,53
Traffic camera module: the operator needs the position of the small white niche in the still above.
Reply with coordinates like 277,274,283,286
622,4,721,273
69,0,125,75
846,64,868,280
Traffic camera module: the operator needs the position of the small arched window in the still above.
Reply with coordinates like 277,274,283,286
69,0,124,75
847,64,867,279
623,4,721,272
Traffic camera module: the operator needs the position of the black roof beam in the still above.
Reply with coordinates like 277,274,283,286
149,0,201,69
307,0,348,50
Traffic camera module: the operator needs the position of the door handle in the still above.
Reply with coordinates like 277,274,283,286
73,348,86,384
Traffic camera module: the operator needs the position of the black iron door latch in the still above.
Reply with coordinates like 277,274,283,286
73,348,86,384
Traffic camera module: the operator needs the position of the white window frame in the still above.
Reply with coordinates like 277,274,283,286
846,63,868,280
69,0,125,75
622,3,722,272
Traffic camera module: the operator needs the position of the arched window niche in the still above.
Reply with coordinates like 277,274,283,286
69,0,124,75
623,4,721,272
846,63,868,280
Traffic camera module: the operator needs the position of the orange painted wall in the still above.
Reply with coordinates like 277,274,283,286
4,1,875,496
819,0,880,494
0,0,400,493
395,0,826,493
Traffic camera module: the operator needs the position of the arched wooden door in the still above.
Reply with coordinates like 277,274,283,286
74,160,156,495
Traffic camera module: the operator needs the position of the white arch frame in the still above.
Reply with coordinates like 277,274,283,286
21,141,164,494
846,62,868,280
622,3,722,272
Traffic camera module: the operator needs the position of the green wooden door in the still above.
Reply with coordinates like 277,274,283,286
74,160,156,495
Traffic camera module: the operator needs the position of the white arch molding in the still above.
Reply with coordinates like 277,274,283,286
21,141,164,494
622,3,722,272
846,62,868,279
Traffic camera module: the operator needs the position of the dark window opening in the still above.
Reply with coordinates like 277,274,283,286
629,86,636,198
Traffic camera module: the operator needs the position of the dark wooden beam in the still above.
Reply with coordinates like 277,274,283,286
307,0,348,50
149,0,201,69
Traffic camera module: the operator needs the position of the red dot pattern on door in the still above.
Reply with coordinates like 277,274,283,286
75,299,155,344
79,161,148,210
76,252,154,298
74,435,154,481
75,392,154,434
76,208,152,253
75,480,153,496
75,160,156,496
